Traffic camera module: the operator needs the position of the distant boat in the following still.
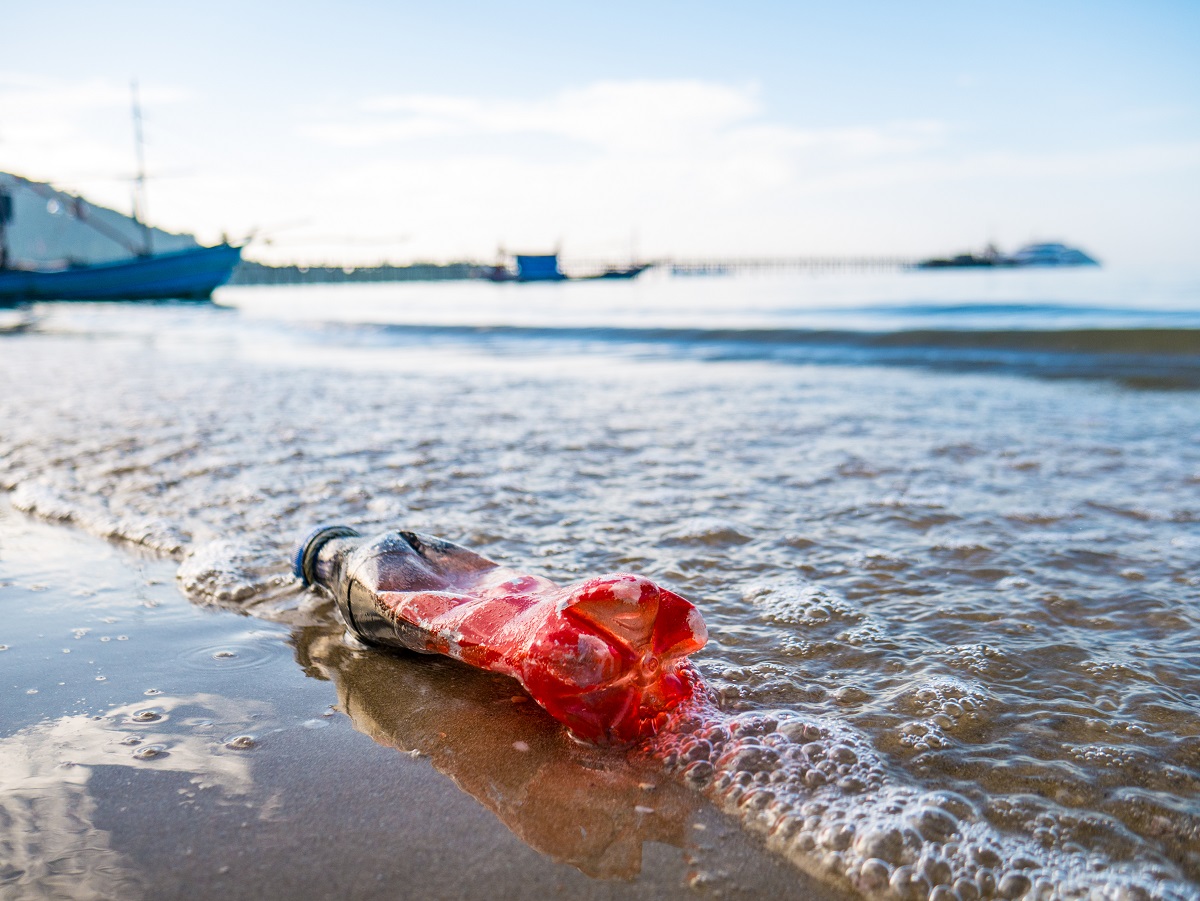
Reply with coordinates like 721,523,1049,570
514,253,567,282
915,253,1002,269
916,242,1099,269
481,252,649,283
0,243,243,304
1008,242,1099,267
587,263,650,280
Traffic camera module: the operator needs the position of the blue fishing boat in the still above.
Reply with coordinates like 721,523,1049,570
0,242,243,303
481,252,649,283
0,85,243,305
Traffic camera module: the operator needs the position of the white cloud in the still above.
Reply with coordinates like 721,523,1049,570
3,74,1197,263
279,80,956,259
301,80,942,161
0,74,190,211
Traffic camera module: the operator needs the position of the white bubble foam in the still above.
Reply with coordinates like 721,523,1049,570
655,701,1197,901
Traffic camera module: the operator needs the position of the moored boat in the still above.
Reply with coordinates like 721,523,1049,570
1008,242,1099,267
481,252,649,283
916,241,1100,269
0,242,243,304
0,85,243,305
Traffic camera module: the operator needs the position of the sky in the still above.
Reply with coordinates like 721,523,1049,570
1,1,1197,265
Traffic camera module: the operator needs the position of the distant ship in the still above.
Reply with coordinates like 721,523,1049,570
0,174,241,305
482,252,649,282
917,242,1099,269
1008,242,1099,267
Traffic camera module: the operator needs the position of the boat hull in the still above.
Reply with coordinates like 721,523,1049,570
0,244,242,303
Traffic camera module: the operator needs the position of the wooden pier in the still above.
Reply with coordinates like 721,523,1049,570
650,256,916,275
229,255,917,286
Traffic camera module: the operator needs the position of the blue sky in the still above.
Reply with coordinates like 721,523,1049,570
2,1,1197,264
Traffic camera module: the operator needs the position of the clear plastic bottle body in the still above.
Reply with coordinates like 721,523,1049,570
295,526,708,745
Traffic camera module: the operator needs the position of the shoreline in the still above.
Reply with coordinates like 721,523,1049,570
0,499,848,900
2,285,1196,898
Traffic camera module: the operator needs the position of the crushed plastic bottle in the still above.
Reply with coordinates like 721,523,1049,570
294,526,709,745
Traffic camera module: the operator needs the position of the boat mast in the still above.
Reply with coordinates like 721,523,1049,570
131,80,153,256
0,181,11,270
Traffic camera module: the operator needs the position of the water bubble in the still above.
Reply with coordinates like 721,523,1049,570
144,688,161,696
970,845,1001,868
918,853,953,886
890,865,932,901
913,806,961,843
857,859,892,891
855,825,920,861
95,675,107,681
975,868,997,896
834,685,869,705
741,788,774,811
998,873,1032,898
830,744,858,765
225,735,257,751
683,739,713,763
212,650,237,660
820,823,855,851
130,708,163,723
133,744,168,760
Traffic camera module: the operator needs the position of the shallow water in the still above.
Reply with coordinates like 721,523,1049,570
2,268,1199,899
0,504,818,899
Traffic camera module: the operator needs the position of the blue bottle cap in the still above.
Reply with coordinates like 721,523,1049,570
292,524,361,585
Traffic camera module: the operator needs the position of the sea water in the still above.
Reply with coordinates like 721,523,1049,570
1,265,1198,899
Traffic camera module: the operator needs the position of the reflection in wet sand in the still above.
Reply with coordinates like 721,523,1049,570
293,623,703,880
0,696,259,900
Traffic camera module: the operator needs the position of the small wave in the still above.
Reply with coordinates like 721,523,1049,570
306,323,1200,389
177,539,278,605
653,696,1197,901
744,580,864,628
662,516,755,546
10,482,189,555
352,322,1200,354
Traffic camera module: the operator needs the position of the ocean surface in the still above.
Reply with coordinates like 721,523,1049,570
1,265,1198,900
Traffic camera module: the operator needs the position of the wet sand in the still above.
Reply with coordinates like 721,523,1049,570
0,500,849,900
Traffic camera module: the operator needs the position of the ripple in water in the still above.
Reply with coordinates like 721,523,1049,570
179,637,286,672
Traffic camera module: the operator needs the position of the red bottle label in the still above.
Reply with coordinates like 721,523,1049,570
367,544,708,745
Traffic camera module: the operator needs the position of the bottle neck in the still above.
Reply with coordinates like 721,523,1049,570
297,524,362,590
313,535,362,594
